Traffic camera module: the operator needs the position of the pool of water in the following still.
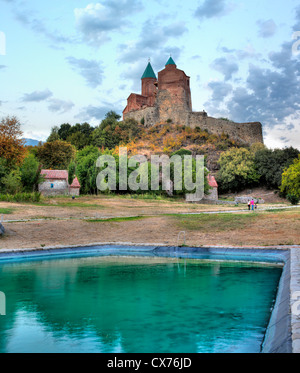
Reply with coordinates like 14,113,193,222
0,251,282,353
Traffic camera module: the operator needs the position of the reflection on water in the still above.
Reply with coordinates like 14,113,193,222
0,255,282,353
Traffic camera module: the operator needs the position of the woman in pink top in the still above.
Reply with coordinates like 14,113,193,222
250,199,255,211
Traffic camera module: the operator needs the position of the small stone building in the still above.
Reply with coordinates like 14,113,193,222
203,174,218,201
69,176,81,196
39,170,81,196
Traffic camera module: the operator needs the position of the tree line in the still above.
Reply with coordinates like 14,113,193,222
0,114,299,203
216,143,300,203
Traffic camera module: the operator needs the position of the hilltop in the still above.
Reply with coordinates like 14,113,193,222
113,121,248,172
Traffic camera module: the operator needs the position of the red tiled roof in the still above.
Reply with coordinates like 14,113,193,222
70,176,80,188
41,170,68,180
207,174,218,188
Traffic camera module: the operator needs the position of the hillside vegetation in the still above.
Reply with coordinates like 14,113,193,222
113,121,244,171
1,113,299,203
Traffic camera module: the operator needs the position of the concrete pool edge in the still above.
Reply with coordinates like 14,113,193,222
0,243,298,353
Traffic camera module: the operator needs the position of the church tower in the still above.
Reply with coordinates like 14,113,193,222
158,57,192,111
141,61,157,107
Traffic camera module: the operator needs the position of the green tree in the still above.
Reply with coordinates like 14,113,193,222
0,158,9,192
54,122,95,150
254,147,299,189
1,169,22,194
47,126,60,142
92,112,141,149
76,146,101,194
19,153,42,192
37,140,76,170
58,123,72,141
280,156,300,204
66,131,90,150
68,160,76,185
217,147,260,193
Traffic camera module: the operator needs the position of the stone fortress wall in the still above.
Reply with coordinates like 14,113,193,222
123,58,263,145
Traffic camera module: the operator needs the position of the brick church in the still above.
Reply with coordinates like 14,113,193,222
123,57,263,145
123,57,192,117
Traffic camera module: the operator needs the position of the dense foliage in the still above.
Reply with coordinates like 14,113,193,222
36,140,76,170
0,116,26,167
280,156,300,204
254,147,299,189
0,114,299,203
216,144,300,195
216,147,260,193
92,112,143,149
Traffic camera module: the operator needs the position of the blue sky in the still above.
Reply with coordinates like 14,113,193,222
0,0,300,149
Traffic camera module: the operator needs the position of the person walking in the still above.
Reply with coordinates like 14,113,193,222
248,200,251,211
250,199,255,211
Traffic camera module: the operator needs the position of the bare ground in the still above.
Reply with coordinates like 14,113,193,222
0,194,299,250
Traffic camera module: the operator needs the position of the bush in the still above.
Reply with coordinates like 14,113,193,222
0,192,41,203
217,147,260,193
286,194,299,205
280,155,300,200
1,169,22,194
255,147,299,189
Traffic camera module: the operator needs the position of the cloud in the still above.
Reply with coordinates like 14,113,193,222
211,57,239,81
119,46,181,92
195,0,231,19
292,6,300,32
220,45,260,60
47,99,74,114
118,19,186,65
225,47,300,125
205,7,300,138
14,8,73,45
117,17,186,90
22,89,53,102
257,19,277,38
74,0,143,45
66,57,104,88
207,81,233,103
76,104,122,122
21,90,74,114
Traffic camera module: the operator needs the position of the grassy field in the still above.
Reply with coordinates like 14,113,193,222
0,208,14,214
0,195,299,249
170,212,258,232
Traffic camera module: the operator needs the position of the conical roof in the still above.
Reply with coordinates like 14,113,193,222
141,62,157,79
165,56,176,66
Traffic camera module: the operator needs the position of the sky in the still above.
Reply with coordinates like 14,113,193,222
0,0,300,150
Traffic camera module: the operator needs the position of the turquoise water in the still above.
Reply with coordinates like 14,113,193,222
0,254,282,353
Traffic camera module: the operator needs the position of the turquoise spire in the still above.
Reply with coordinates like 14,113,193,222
141,61,157,79
165,56,176,66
